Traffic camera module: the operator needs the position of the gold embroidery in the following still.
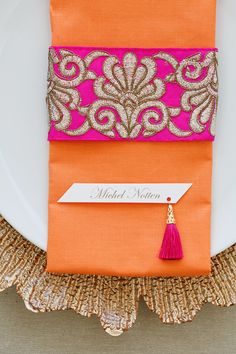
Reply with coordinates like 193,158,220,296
47,49,218,139
158,51,218,136
47,49,108,134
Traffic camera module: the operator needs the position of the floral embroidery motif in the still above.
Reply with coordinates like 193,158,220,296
47,48,218,139
157,52,218,136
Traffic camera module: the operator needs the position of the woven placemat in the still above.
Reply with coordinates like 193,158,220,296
0,216,235,336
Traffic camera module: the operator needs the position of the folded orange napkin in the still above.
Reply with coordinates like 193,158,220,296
47,0,217,276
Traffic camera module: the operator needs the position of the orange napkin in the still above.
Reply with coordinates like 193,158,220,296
47,0,216,276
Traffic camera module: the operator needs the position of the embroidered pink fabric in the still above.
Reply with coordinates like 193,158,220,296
47,47,218,141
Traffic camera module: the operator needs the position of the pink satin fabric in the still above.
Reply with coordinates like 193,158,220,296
48,46,218,142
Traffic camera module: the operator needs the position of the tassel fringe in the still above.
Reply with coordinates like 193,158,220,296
158,204,183,260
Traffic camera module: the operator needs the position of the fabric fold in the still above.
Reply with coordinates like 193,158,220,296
47,0,217,276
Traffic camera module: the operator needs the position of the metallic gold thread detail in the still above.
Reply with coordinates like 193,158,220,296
47,50,218,139
163,51,218,136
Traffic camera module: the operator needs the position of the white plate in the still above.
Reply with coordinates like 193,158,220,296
0,0,236,254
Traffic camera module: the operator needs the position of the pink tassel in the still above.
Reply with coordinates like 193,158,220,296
158,204,183,260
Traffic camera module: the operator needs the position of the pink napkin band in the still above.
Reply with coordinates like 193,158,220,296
47,46,218,142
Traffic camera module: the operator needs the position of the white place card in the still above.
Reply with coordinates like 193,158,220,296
58,183,192,204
